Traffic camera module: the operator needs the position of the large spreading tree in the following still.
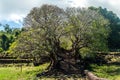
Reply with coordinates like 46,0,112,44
9,5,110,74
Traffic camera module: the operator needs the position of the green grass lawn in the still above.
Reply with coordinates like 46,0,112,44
0,63,49,80
91,64,120,80
0,63,119,80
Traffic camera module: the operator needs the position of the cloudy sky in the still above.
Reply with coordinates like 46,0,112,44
0,0,120,29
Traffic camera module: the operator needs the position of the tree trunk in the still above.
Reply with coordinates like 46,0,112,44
47,48,82,74
37,47,83,77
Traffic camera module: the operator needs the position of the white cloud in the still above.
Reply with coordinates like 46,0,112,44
69,0,88,7
0,0,39,22
0,0,120,25
0,0,71,23
67,0,120,17
8,14,25,24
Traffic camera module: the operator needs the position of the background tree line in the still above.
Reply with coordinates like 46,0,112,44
0,24,21,55
89,7,120,51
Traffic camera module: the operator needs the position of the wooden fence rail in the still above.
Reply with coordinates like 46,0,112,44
0,59,33,63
